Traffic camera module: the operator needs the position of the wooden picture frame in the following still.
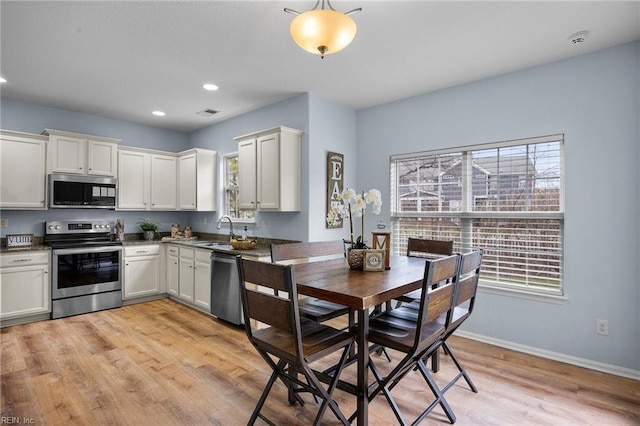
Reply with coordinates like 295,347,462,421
6,233,34,248
363,249,385,272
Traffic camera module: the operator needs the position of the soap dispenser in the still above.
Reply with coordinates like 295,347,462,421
241,226,248,240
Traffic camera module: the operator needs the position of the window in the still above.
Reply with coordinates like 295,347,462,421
223,153,254,221
391,134,564,295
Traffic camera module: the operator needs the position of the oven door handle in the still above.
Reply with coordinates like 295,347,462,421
53,246,122,255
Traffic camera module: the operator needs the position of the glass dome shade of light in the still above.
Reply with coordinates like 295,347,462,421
290,9,357,58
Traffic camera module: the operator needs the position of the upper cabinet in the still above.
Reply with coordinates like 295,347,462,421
178,149,217,211
43,129,120,177
117,147,177,211
0,130,48,209
235,126,302,212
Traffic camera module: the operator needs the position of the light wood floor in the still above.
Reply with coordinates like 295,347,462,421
2,298,638,425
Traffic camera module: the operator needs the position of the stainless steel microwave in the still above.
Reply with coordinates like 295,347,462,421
48,174,117,209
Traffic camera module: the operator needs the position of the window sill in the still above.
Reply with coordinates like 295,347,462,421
479,282,567,304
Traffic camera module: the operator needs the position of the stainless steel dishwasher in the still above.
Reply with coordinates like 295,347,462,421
210,251,243,325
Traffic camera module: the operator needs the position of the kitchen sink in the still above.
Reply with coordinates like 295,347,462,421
192,241,234,250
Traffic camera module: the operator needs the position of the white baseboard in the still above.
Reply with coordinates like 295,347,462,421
455,330,640,381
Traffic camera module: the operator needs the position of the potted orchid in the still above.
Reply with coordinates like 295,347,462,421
327,188,382,268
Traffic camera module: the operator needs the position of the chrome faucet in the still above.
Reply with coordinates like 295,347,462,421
216,215,235,241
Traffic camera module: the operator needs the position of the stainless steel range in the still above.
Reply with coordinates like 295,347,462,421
45,220,122,319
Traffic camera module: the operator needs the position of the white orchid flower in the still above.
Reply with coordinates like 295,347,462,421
341,188,356,203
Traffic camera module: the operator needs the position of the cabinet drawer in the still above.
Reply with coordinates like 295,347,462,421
167,245,179,256
0,251,49,268
179,247,195,259
123,245,160,257
195,249,211,263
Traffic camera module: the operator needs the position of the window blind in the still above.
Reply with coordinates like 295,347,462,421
391,135,564,295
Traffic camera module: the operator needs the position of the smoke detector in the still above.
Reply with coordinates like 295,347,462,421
196,108,219,117
568,31,589,45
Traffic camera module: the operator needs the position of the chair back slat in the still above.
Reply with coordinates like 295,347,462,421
429,255,460,283
271,240,345,263
407,237,453,257
246,290,292,331
425,283,455,323
241,256,291,293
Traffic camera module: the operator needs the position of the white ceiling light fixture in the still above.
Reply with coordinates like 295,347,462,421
0,77,7,83
285,0,362,59
203,83,219,91
152,110,165,117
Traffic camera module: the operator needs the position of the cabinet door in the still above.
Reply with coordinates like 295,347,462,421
178,153,197,210
256,133,280,210
123,255,160,299
151,155,177,210
0,264,50,319
167,254,179,296
237,138,257,209
87,140,117,176
118,150,149,209
50,134,86,174
178,258,195,302
194,250,211,311
0,135,47,209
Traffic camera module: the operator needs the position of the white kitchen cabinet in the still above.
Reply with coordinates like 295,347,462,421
235,126,302,211
0,130,48,209
150,154,177,210
193,249,211,311
173,246,211,313
178,148,217,211
44,129,119,177
0,251,50,320
178,247,195,303
166,245,179,297
117,147,177,211
122,245,161,299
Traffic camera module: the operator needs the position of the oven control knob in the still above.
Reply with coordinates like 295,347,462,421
54,225,60,230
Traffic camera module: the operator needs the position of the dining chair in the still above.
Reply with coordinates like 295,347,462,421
360,254,461,425
439,248,483,394
236,256,355,426
400,237,455,302
270,240,352,326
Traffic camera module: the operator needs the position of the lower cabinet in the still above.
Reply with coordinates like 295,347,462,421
0,251,50,320
167,245,180,297
168,245,211,313
123,245,162,299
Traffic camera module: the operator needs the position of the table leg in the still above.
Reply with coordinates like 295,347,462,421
356,309,369,426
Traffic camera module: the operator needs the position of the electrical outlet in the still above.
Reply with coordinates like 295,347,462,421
596,319,608,335
0,219,7,228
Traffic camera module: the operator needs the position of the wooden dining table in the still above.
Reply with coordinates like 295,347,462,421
293,254,428,426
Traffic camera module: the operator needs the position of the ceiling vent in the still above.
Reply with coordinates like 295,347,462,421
196,108,219,117
568,31,589,45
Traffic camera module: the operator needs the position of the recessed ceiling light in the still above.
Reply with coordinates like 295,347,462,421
203,83,219,91
152,111,165,117
0,77,6,83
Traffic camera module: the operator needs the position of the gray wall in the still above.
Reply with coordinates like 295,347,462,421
356,41,640,373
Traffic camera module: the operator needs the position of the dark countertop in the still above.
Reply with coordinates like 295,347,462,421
0,245,51,254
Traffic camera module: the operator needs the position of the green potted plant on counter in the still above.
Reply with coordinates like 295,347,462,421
138,218,160,241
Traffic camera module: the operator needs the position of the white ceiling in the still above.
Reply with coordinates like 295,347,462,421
1,1,639,133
